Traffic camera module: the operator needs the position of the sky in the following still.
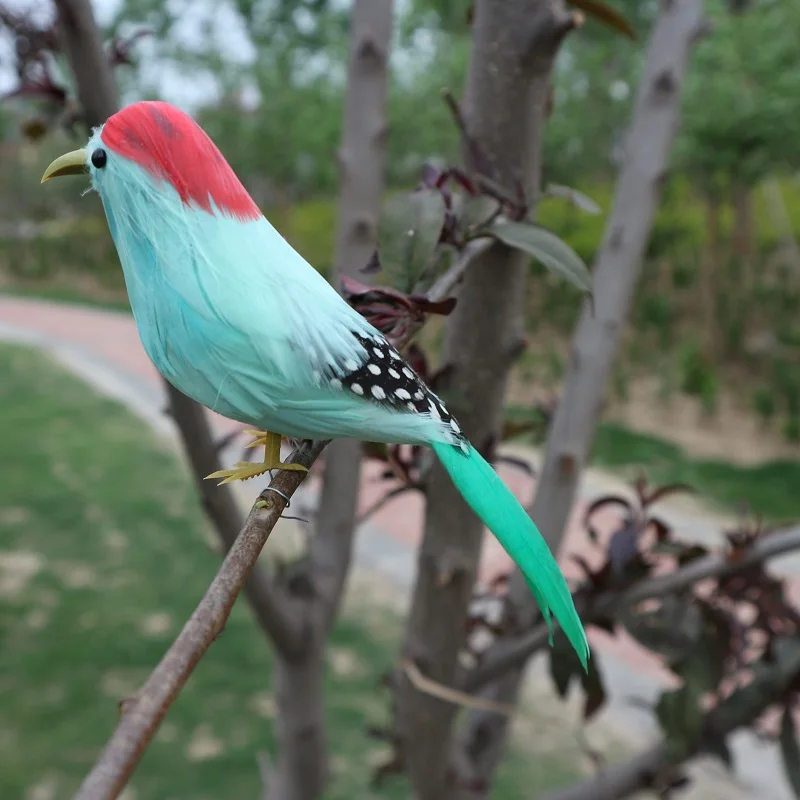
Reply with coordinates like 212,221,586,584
0,0,258,110
0,0,419,114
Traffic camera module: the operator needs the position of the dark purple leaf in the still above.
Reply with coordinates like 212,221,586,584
407,294,457,316
548,635,578,698
706,736,733,769
570,554,598,582
581,658,607,719
404,343,428,381
584,494,633,521
492,454,536,478
609,520,640,573
643,482,698,506
360,250,382,274
648,516,672,541
677,543,710,566
107,28,153,67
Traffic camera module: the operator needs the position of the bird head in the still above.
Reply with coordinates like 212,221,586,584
41,100,261,223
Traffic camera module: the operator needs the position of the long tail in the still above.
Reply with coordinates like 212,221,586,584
432,440,589,669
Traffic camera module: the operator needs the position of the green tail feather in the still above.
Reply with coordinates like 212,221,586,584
432,441,590,670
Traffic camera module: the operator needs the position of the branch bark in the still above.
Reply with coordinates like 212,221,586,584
391,2,579,797
536,640,800,800
455,0,707,786
73,440,325,800
265,4,393,799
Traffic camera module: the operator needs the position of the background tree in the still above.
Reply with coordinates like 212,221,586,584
4,0,800,799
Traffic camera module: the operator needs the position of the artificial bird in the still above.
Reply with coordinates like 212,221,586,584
41,100,589,667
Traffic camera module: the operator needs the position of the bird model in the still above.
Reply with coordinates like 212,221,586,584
42,100,589,667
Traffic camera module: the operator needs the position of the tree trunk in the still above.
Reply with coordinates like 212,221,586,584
267,2,394,799
392,1,579,797
702,191,721,356
456,0,706,786
731,181,753,264
731,180,754,299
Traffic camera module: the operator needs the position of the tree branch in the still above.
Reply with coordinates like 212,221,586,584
535,640,800,800
166,386,304,657
428,238,493,301
73,440,326,800
465,524,800,692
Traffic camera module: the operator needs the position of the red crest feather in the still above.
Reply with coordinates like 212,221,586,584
100,100,261,221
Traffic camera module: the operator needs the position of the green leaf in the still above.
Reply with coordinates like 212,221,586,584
544,183,602,215
377,188,447,293
655,685,701,759
459,194,500,231
487,219,593,294
567,0,637,40
780,706,800,798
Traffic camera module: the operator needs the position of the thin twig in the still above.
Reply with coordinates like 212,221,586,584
73,440,327,800
428,238,493,301
400,660,514,715
355,483,419,528
465,524,800,692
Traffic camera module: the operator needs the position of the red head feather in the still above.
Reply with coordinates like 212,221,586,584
100,100,261,221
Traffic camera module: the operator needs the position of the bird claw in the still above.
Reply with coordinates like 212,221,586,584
205,460,308,485
205,429,308,485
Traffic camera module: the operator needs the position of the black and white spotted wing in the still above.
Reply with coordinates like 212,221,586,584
322,331,468,450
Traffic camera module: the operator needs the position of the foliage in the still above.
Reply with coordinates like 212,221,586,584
678,0,800,188
461,475,800,797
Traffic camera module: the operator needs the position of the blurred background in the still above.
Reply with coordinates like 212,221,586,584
1,0,800,799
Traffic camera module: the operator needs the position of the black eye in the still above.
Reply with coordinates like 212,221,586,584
91,148,107,169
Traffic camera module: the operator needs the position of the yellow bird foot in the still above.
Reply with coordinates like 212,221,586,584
205,429,308,485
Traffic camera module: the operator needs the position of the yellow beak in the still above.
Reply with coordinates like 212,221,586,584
41,149,89,183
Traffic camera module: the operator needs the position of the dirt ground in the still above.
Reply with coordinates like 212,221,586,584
509,371,800,466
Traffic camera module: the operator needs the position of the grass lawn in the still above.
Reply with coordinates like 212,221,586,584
0,343,582,799
504,406,800,523
591,422,800,523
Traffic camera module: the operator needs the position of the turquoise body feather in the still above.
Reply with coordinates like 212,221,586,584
80,102,590,668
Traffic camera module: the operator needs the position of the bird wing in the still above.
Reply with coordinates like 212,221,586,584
145,209,463,444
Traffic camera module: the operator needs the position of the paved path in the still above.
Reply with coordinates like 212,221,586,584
0,294,795,799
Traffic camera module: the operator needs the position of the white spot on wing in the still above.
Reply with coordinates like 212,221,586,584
368,364,381,375
371,386,386,400
395,388,411,400
351,383,364,395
